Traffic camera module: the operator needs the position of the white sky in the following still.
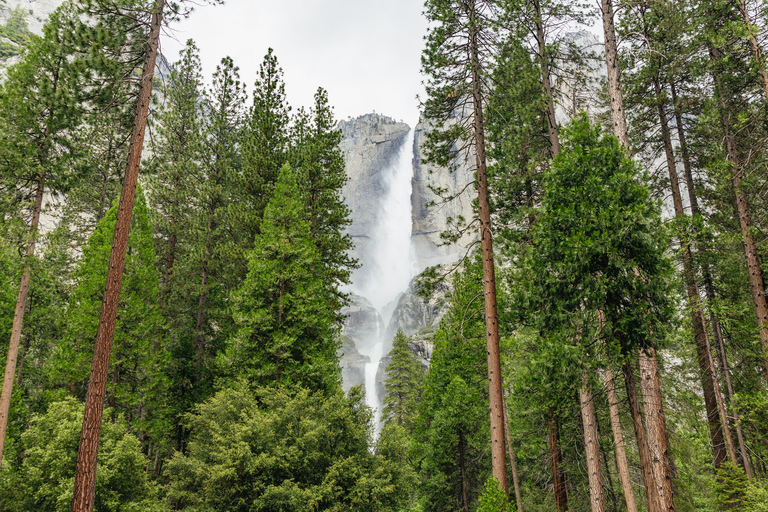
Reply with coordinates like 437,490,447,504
160,0,428,127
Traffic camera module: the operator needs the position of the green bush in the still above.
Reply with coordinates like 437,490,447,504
0,397,165,512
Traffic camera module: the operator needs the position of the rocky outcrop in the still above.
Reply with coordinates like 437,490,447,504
338,294,381,391
338,335,368,392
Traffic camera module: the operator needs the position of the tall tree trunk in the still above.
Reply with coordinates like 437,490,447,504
549,416,568,511
533,0,560,157
638,349,676,511
580,378,606,512
503,394,524,512
714,322,753,479
0,171,45,467
605,367,638,512
600,309,638,512
708,40,768,387
600,0,630,150
601,6,673,510
71,2,164,510
670,79,753,478
624,361,663,512
654,77,734,467
468,0,508,495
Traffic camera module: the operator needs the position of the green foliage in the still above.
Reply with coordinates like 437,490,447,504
415,258,491,512
165,384,404,511
713,462,749,511
0,397,164,512
520,115,674,358
0,6,32,57
49,187,165,437
382,329,424,432
223,165,340,393
477,477,513,512
289,88,357,314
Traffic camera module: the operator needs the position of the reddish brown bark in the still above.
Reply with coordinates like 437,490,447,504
0,171,45,467
639,349,675,511
604,367,638,512
71,2,164,510
468,0,507,495
654,77,732,468
709,37,768,389
503,396,524,512
624,361,663,512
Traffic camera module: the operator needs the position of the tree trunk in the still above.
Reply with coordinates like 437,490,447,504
580,378,606,512
503,394,524,512
605,366,638,512
638,349,675,511
0,170,45,467
533,0,560,157
708,40,768,388
600,0,630,150
714,322,753,479
654,77,734,468
468,0,508,495
71,2,164,510
549,417,568,511
624,361,663,512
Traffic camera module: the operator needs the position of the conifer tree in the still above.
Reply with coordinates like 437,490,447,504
50,188,164,436
416,258,492,512
382,329,423,431
290,87,357,314
0,3,86,467
224,164,340,393
421,0,508,493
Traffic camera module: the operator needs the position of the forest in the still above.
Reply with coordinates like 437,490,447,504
0,0,768,511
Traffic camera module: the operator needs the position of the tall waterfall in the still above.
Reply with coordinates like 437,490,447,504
351,127,417,432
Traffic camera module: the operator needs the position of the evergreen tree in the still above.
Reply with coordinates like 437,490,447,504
50,187,165,439
165,385,403,511
416,258,491,512
421,0,508,491
290,88,357,315
0,3,88,467
382,329,423,432
223,164,340,393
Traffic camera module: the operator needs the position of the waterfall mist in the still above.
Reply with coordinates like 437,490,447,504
349,126,417,432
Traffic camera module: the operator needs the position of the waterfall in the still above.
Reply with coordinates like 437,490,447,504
352,127,417,433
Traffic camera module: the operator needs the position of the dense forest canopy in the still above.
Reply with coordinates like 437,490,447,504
0,0,767,511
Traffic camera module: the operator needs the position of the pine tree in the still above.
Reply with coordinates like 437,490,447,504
224,164,340,393
421,0,508,492
290,87,358,315
382,329,423,431
416,258,492,512
0,3,87,467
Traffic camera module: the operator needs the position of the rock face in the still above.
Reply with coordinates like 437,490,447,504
411,113,476,271
1,0,65,34
338,294,381,391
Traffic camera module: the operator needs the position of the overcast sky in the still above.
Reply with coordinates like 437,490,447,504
160,0,428,128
